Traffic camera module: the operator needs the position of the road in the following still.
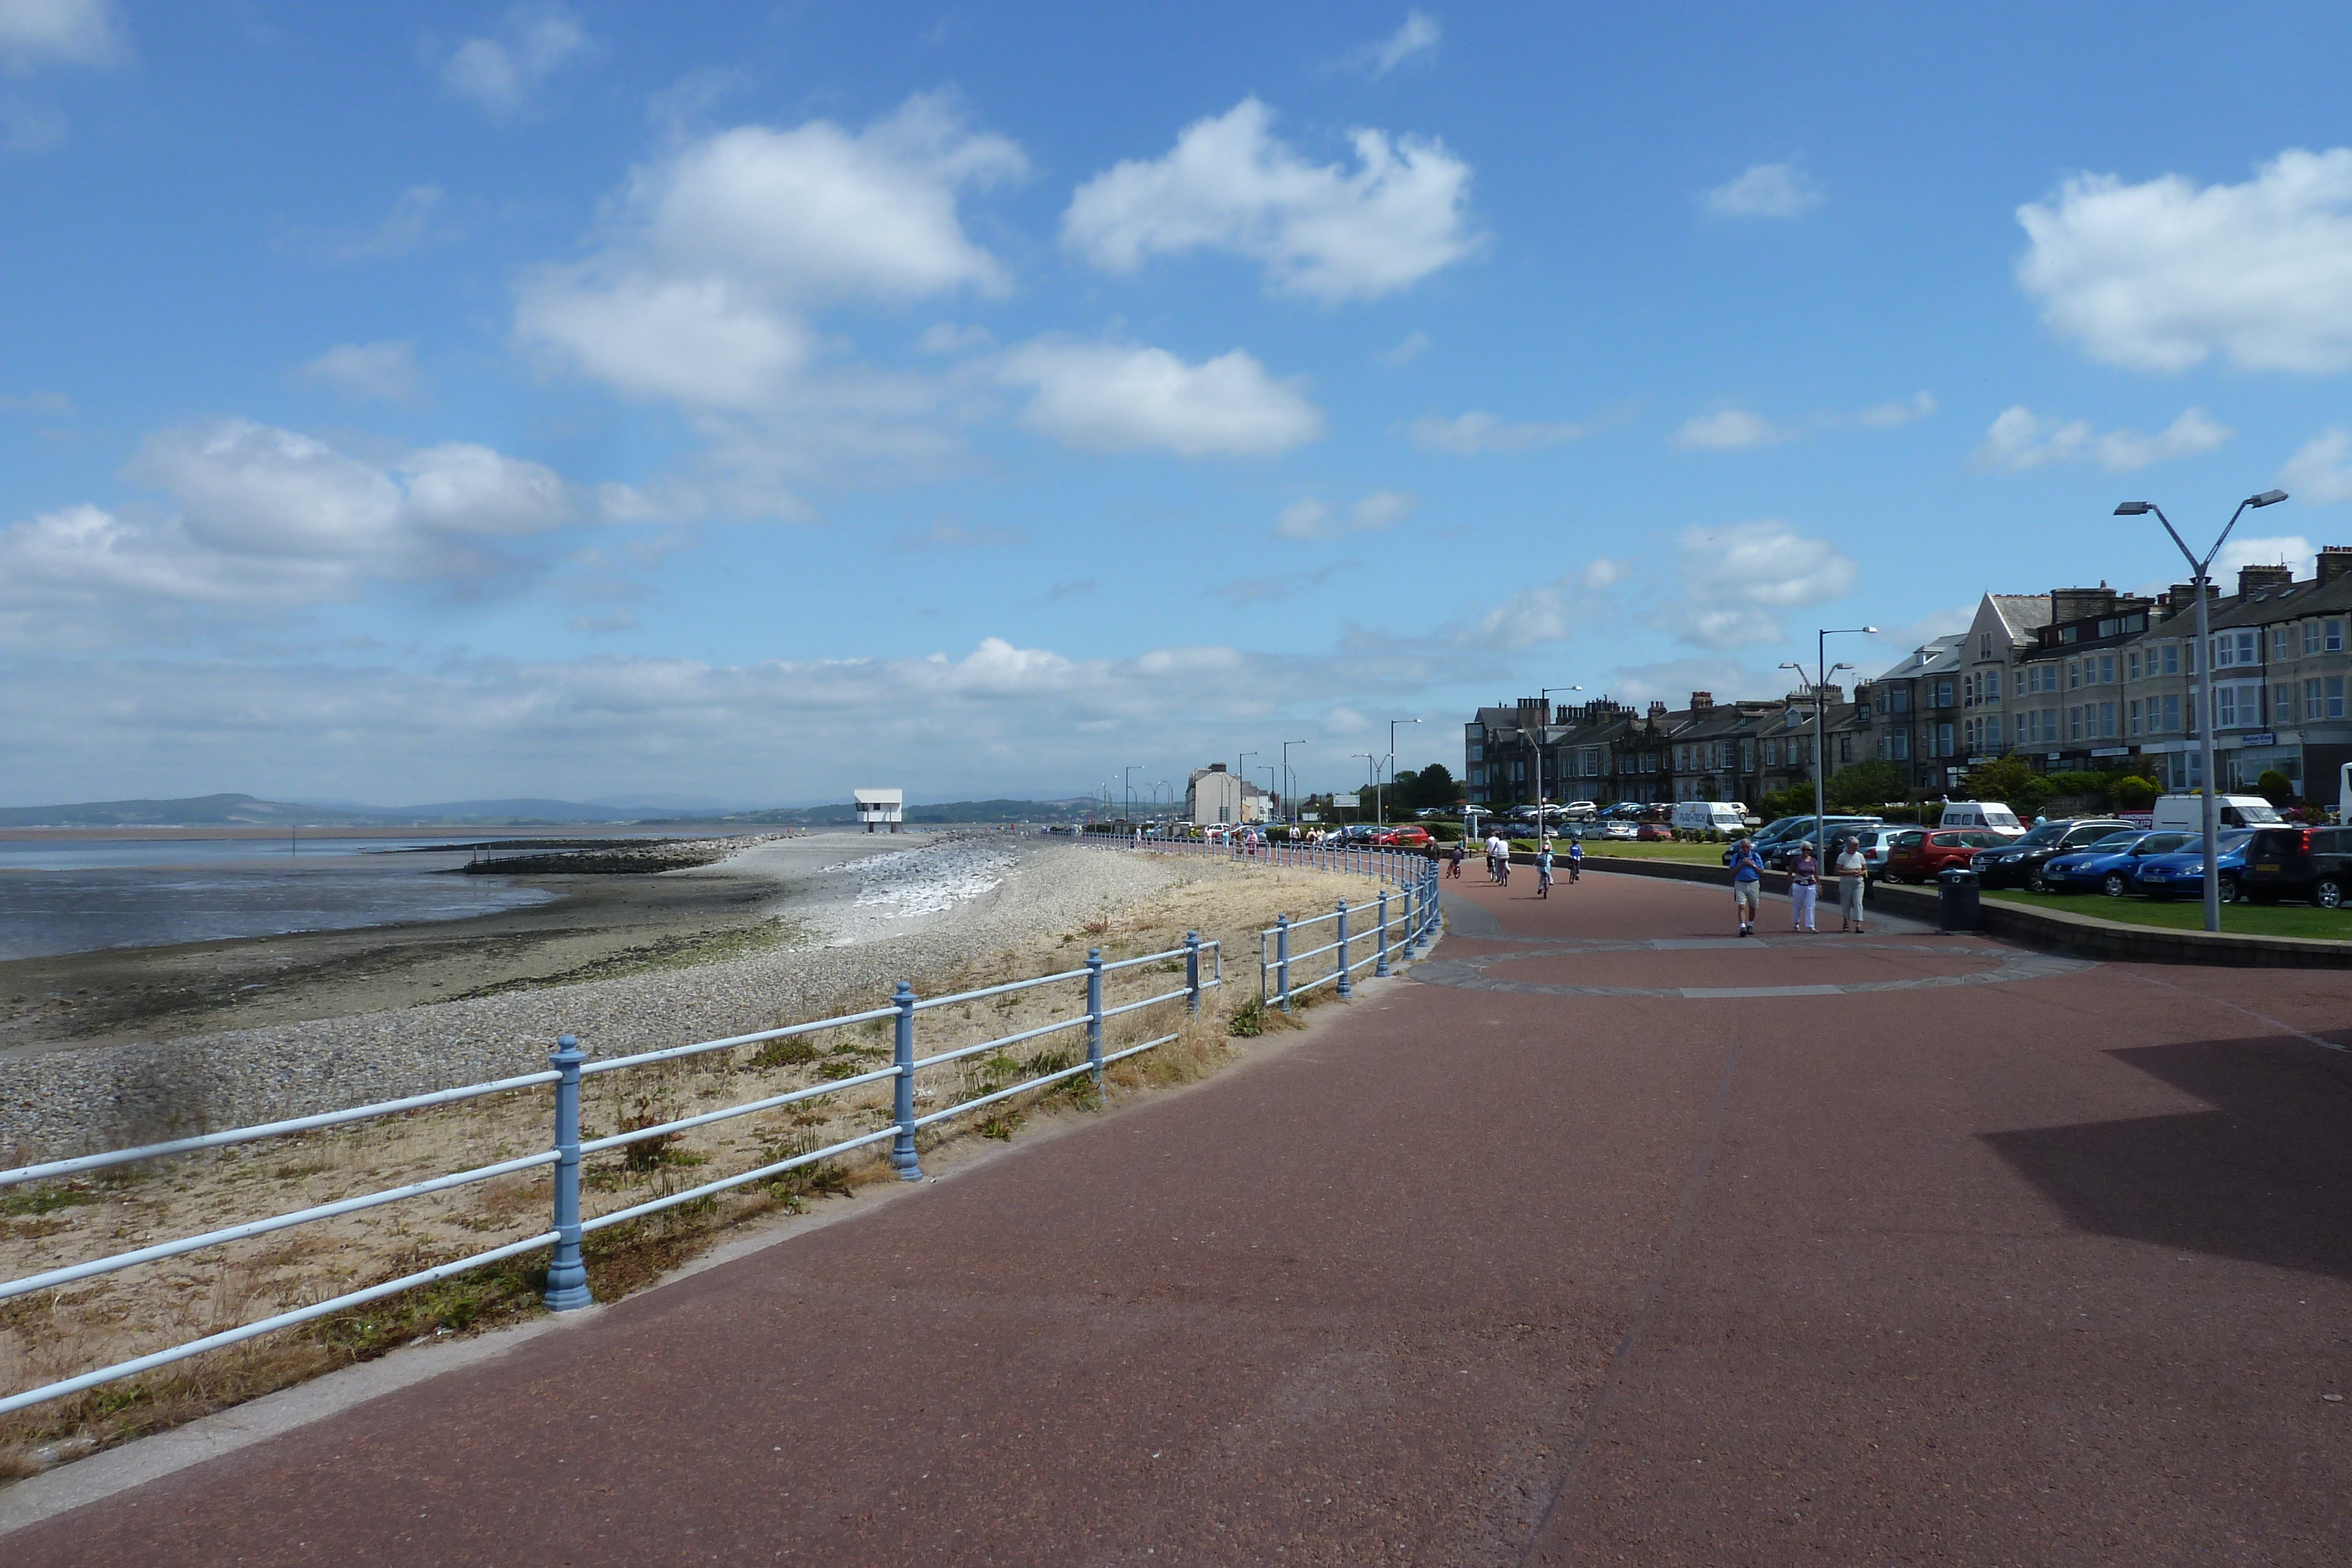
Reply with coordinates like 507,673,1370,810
8,865,2349,1564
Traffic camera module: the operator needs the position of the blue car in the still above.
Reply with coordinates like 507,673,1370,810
2039,830,2199,897
2127,831,2254,902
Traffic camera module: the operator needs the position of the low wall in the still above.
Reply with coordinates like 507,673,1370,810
1562,852,2352,969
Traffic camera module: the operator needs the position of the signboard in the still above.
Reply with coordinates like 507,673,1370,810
1299,812,1321,822
2238,732,2276,747
2090,747,2130,757
1331,793,1360,808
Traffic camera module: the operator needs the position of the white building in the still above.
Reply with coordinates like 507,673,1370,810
854,788,904,833
1185,764,1271,826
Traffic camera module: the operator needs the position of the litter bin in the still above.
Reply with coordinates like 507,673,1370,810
1937,866,1981,932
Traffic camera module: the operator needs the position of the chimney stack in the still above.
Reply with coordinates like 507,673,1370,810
2319,547,2352,587
1647,700,1668,718
1689,691,1713,711
2049,585,2119,623
2237,563,2294,597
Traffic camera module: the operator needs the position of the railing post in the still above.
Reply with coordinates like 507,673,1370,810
543,1034,590,1312
1335,900,1352,998
1276,914,1292,1012
1400,875,1416,958
1185,930,1202,1014
1377,888,1392,977
891,981,922,1181
1086,948,1105,1086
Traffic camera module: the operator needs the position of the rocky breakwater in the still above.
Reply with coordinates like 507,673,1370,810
459,834,786,875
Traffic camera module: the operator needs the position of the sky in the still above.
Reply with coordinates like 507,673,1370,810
6,2,2352,808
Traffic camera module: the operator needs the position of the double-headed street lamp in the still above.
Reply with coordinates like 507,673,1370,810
2116,489,2290,933
1779,631,1874,874
1281,739,1307,823
1351,753,1377,825
1382,717,1421,826
1530,686,1582,842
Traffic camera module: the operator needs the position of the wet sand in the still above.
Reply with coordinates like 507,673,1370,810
0,868,796,1058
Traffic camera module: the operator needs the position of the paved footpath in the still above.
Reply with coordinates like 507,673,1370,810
9,868,2351,1565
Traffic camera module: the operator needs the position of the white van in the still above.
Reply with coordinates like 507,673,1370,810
2151,793,2285,831
1938,800,2024,834
1672,801,1749,835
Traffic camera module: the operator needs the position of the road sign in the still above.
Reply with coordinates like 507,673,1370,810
1332,793,1359,808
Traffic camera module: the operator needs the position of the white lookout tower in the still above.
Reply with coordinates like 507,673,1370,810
854,788,905,833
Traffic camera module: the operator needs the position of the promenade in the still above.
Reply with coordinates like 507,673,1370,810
8,868,2350,1564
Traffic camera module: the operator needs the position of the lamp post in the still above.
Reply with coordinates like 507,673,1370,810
1533,686,1583,844
1281,739,1306,824
1383,718,1421,827
1124,764,1142,825
1235,750,1258,828
1782,630,1875,875
1351,754,1377,828
2116,489,2290,932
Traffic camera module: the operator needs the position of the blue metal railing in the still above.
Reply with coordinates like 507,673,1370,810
0,932,1223,1416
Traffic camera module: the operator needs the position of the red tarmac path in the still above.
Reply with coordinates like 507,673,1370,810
8,868,2352,1564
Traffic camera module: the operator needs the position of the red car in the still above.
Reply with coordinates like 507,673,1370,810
1636,823,1673,842
1880,828,2010,882
1374,825,1432,847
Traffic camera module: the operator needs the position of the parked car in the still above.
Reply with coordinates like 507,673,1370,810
1847,826,1904,878
1880,828,2014,882
1673,801,1748,835
2150,793,2285,832
2038,830,2197,897
1937,800,2027,834
2130,831,2255,902
1601,820,1639,841
1635,822,1673,842
1374,824,1432,847
1757,815,1886,870
2234,825,2352,905
1971,818,2135,891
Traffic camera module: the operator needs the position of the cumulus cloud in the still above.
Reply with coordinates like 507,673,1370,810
2215,535,2315,581
0,420,576,635
1374,330,1429,367
2016,149,2352,372
0,0,125,72
1703,162,1822,219
1674,392,1935,451
517,96,1022,412
302,340,420,401
1062,98,1479,303
2283,429,2352,502
1974,405,2231,472
439,3,592,116
1410,410,1592,454
1671,521,1858,648
1341,10,1440,78
998,338,1324,457
1457,560,1628,651
1274,490,1416,540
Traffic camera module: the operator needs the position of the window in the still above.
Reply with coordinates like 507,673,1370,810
2274,626,2292,660
2307,678,2324,721
2163,643,2181,676
2129,698,2142,736
2099,653,2116,684
2331,620,2346,653
1980,631,1994,660
1889,687,1912,714
1890,731,1911,760
1934,679,1955,708
1466,743,1483,761
2163,693,2181,734
1764,740,1779,766
2128,650,2141,680
2216,681,2265,728
2067,659,2081,690
2100,701,2117,738
2274,683,2293,724
2068,706,2083,741
1936,722,1955,757
1986,715,2002,746
2014,670,2026,697
1740,740,1755,771
1838,735,1852,764
2332,677,2347,720
2307,621,2323,656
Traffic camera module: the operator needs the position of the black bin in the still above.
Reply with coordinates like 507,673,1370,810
1937,866,1981,932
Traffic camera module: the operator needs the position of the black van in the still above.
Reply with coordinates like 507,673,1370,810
2236,826,2352,907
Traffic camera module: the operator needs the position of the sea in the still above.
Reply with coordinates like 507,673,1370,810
0,835,597,963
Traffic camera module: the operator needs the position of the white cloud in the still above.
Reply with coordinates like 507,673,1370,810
2016,148,2352,372
1411,410,1592,454
1062,97,1479,303
1853,390,1937,428
302,341,420,401
916,322,994,355
2283,429,2352,502
1374,329,1429,367
1703,162,1822,219
517,96,1022,414
1457,560,1626,651
998,338,1324,457
2216,535,2315,582
0,0,124,73
1675,408,1782,450
1672,521,1858,648
1342,11,1441,78
1974,405,2231,472
439,3,592,116
1275,490,1418,540
287,185,456,263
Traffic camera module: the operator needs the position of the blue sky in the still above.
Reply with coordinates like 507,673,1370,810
6,2,2352,807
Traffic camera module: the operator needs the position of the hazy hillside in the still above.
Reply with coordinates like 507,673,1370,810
0,793,1100,829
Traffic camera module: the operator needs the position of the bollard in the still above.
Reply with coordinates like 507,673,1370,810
1377,888,1391,977
1086,947,1105,1087
543,1034,591,1311
1336,900,1352,998
1185,930,1202,1014
1275,913,1292,1012
891,982,922,1181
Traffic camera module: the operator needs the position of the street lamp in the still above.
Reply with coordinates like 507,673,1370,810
1351,754,1377,827
1534,686,1583,842
2116,489,2290,932
1236,751,1258,827
1124,764,1141,825
1281,739,1307,824
1383,718,1421,827
1781,630,1875,874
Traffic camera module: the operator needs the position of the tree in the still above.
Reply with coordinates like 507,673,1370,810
1822,759,1907,813
1390,763,1462,813
2255,769,2294,807
2109,774,2159,811
1963,755,2053,814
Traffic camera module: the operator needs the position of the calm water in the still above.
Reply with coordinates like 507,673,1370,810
0,838,566,962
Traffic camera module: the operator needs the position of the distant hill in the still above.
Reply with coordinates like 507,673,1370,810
0,792,1102,829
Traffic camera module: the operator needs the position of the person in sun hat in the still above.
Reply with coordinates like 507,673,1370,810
1726,831,1764,937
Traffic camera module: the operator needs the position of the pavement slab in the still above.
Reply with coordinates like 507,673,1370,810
7,867,2349,1565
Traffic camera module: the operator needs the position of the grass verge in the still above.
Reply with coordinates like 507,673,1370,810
1984,888,2352,940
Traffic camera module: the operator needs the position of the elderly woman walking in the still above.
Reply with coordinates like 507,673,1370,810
1789,842,1820,932
1836,834,1869,933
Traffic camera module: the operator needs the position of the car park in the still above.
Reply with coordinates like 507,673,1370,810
2037,831,2196,897
1880,828,2013,882
1970,818,2135,891
2130,831,2254,902
2234,825,2352,905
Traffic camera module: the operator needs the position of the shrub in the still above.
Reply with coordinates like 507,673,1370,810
2109,774,2160,811
2255,769,2295,806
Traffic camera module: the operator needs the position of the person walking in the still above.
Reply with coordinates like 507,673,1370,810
1727,832,1764,937
1566,837,1583,884
1536,843,1553,898
1836,834,1870,932
1789,842,1820,932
